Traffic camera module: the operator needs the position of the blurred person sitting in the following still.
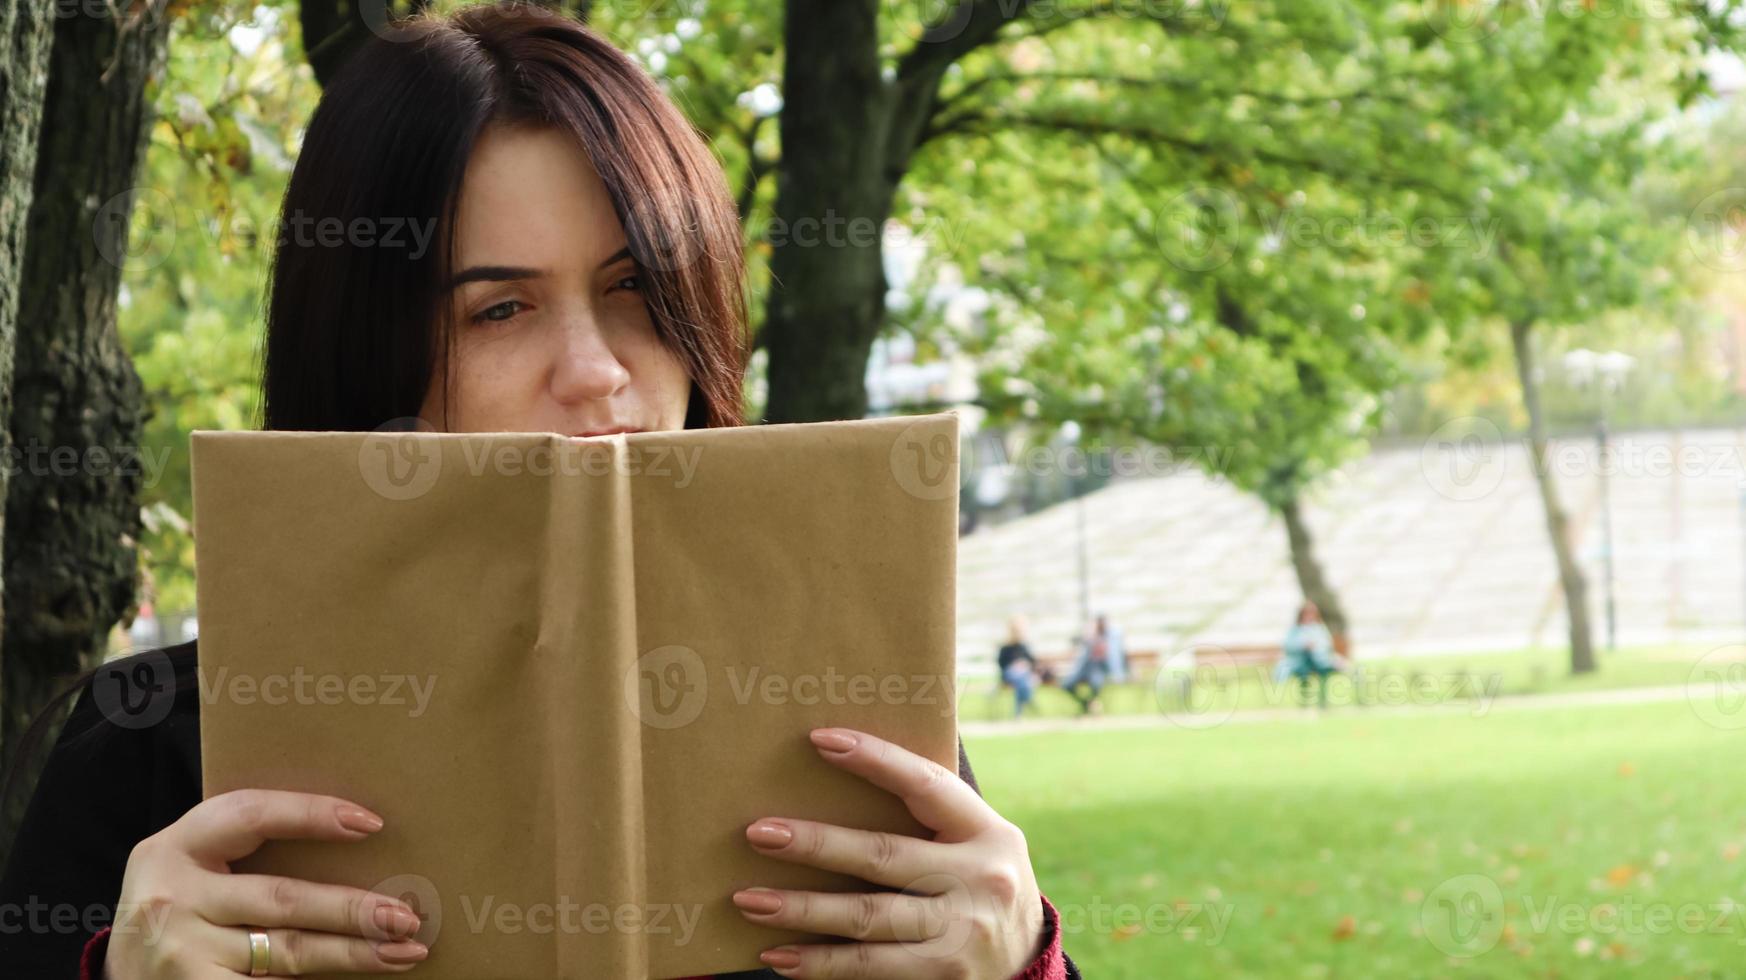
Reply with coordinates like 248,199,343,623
996,616,1041,718
1274,600,1345,708
1062,613,1127,715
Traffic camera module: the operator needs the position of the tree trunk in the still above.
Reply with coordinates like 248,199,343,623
760,0,893,423
0,0,57,786
1,0,167,857
1508,318,1597,674
1280,492,1350,640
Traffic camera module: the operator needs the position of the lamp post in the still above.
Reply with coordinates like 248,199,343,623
1562,348,1634,652
1060,421,1091,627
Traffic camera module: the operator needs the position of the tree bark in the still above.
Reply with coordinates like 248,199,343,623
760,0,893,423
1280,492,1350,641
759,0,1030,423
0,0,57,800
1,0,167,856
1509,318,1597,674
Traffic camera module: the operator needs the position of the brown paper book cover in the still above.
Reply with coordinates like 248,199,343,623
191,413,962,979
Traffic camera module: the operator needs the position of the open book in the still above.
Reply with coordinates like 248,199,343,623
191,413,961,979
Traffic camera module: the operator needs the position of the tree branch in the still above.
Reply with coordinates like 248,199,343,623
940,111,1469,206
882,0,1038,191
894,0,1035,87
941,71,1424,109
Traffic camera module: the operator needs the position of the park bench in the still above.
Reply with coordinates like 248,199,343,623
1028,647,1162,682
980,647,1162,715
1174,636,1360,708
1191,643,1283,672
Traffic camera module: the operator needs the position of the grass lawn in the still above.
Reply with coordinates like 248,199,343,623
958,644,1720,723
964,698,1746,978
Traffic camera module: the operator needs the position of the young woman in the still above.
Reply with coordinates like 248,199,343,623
0,6,1078,979
1275,600,1343,708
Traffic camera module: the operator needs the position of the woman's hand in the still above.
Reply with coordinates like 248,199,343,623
104,789,428,978
732,728,1047,979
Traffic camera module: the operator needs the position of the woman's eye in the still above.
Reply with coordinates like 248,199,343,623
474,300,523,323
612,273,643,293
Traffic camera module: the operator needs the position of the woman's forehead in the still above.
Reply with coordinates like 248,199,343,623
452,124,628,271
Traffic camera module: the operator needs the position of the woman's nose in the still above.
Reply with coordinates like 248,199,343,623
548,314,631,404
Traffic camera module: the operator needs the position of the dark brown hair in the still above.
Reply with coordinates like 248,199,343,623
5,1,749,809
262,2,748,431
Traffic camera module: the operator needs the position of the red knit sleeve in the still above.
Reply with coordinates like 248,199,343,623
1011,893,1069,980
79,926,112,980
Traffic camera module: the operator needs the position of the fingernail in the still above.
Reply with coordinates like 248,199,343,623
760,946,802,969
337,805,384,834
747,821,793,848
809,729,857,753
375,940,428,964
374,905,421,937
733,888,784,915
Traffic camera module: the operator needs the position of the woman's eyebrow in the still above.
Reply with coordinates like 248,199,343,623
447,265,544,289
447,249,632,290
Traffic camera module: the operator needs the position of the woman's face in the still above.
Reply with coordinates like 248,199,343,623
417,124,691,436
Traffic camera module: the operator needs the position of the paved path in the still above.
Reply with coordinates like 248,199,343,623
958,683,1699,739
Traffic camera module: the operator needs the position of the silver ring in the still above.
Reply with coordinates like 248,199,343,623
247,928,271,976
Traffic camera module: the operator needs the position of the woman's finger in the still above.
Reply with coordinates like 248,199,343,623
806,729,994,840
758,939,964,980
732,887,946,943
189,918,427,975
171,789,384,866
201,873,421,941
744,818,961,890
